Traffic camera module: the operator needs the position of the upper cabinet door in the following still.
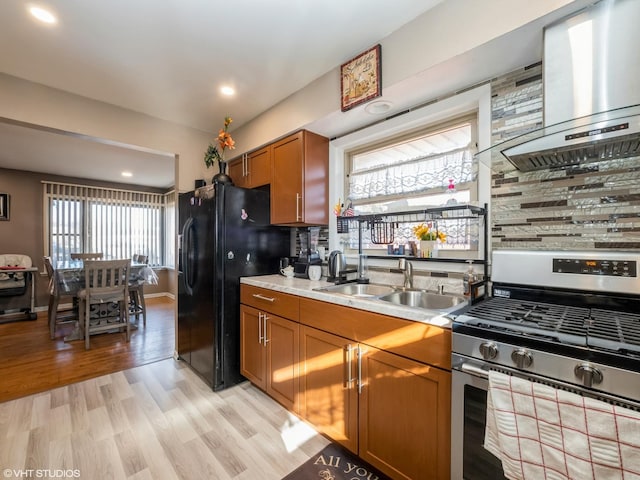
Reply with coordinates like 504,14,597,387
228,146,272,189
271,130,328,226
246,146,271,188
228,155,248,188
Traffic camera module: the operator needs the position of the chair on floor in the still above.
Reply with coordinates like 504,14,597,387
70,252,104,261
77,259,131,350
43,256,77,339
129,254,148,327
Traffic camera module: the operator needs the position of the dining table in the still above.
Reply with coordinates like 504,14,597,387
53,259,151,341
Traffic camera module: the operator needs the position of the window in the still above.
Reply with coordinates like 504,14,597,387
44,182,173,266
344,115,478,251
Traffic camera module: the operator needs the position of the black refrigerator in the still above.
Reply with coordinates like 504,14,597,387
178,183,290,391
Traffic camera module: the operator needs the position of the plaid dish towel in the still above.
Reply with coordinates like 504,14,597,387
485,370,640,480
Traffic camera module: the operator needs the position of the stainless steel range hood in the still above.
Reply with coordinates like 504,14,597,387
501,105,640,171
488,0,640,172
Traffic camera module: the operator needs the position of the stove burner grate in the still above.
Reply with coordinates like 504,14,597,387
460,297,640,354
588,308,640,355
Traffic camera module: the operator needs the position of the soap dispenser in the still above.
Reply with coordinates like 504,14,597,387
463,260,477,297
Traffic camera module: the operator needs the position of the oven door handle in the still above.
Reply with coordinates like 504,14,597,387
455,358,640,411
460,362,489,379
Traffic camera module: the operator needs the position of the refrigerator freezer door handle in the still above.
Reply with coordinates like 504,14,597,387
181,216,195,296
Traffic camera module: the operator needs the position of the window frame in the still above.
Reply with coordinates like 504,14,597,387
342,114,478,253
43,181,172,266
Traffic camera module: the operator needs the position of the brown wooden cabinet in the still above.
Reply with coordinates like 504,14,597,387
271,130,328,226
240,286,451,479
359,346,451,480
240,285,300,412
299,325,359,453
299,297,451,480
228,146,272,189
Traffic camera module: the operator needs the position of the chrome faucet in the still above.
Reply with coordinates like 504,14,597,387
398,258,413,289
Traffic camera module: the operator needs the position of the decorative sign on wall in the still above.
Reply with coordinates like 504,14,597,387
0,193,9,221
340,44,382,112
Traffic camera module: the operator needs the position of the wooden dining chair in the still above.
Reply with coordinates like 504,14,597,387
70,252,104,261
43,256,77,339
129,254,148,326
77,259,131,349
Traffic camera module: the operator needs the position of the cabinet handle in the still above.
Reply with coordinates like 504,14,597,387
344,344,354,388
252,293,275,302
258,312,264,344
244,154,248,178
296,193,302,221
262,314,269,345
357,345,365,394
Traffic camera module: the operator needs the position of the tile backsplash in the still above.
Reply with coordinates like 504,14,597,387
489,63,640,251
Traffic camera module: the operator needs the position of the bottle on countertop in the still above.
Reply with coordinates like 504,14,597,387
463,260,477,297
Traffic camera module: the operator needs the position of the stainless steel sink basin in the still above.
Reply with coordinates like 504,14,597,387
378,290,467,311
315,283,396,298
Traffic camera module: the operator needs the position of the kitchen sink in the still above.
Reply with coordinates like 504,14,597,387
378,290,467,311
314,283,396,298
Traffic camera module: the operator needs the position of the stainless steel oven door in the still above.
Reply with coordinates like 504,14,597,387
451,354,507,480
451,351,640,480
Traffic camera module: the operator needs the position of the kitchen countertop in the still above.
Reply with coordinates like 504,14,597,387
240,274,460,328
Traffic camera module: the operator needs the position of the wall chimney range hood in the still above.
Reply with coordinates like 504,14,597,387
500,105,640,172
485,0,640,172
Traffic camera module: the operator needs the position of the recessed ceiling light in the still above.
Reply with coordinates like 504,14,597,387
121,171,133,178
220,86,235,96
365,100,393,115
29,6,57,24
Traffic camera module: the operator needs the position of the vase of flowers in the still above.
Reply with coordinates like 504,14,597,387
204,116,235,184
412,223,446,258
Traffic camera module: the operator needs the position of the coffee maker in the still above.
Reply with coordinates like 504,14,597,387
293,227,322,278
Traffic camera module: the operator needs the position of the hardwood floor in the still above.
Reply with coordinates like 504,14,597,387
0,297,330,479
0,296,175,403
0,358,330,479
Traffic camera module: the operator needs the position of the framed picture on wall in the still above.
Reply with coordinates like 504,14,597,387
0,193,9,221
340,44,382,111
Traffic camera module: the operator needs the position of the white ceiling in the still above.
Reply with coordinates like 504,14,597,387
0,1,588,188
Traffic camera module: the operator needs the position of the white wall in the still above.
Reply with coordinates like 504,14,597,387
0,73,212,192
231,0,588,153
0,0,589,191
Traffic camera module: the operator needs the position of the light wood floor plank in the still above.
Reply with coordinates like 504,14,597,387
48,404,72,441
49,435,74,471
114,428,148,477
25,424,49,470
1,348,330,479
30,393,51,429
1,430,30,471
97,436,128,480
183,435,233,480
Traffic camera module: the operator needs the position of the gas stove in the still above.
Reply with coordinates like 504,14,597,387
452,250,640,404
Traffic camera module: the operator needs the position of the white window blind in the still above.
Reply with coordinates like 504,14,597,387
345,117,478,251
43,181,169,266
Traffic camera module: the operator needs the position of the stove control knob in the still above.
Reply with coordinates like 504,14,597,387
479,342,498,360
511,348,533,369
574,363,603,388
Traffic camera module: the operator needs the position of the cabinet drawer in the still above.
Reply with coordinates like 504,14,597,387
299,298,451,370
241,284,299,320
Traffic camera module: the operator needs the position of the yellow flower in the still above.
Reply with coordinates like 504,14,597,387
204,116,236,168
412,223,446,242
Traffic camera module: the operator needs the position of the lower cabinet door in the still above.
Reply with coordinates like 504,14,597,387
358,346,451,480
265,315,299,412
240,305,266,389
299,326,358,454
